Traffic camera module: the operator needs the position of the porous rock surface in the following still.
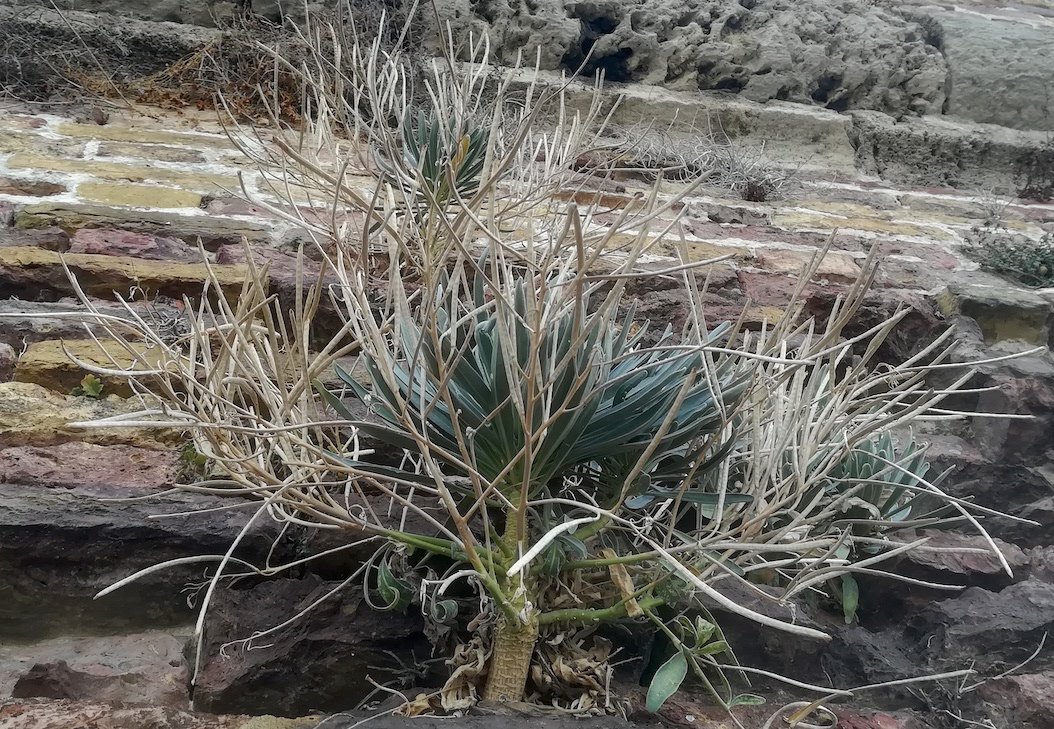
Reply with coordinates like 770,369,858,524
8,0,1054,130
431,0,948,117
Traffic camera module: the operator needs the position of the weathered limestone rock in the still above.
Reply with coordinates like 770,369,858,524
434,0,946,117
0,247,248,302
13,339,168,397
0,382,173,448
0,5,219,86
848,112,1054,193
77,182,203,210
2,631,189,708
930,10,1054,132
937,272,1053,346
0,441,286,640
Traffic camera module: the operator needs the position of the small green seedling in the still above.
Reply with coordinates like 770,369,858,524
71,374,105,398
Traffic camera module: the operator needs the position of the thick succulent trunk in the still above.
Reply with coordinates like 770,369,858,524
482,609,539,702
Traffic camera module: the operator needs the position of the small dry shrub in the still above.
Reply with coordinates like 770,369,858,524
593,123,800,201
964,225,1054,288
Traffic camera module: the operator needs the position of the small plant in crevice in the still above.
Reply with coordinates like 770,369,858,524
963,225,1054,288
70,373,104,398
802,429,954,624
590,124,801,202
714,141,801,203
375,109,489,210
971,187,1014,229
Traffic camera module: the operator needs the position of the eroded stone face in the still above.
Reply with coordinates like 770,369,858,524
428,0,947,117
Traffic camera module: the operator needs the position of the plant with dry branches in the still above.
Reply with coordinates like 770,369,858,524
29,4,1038,722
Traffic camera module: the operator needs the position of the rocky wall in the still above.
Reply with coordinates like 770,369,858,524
0,94,1053,726
5,0,1053,130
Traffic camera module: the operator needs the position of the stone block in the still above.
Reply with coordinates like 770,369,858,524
96,142,207,163
56,122,235,149
6,153,237,191
0,226,70,252
0,246,249,302
757,248,862,282
937,271,1053,345
0,177,65,197
77,182,202,210
15,203,274,249
0,298,181,350
0,130,85,156
14,339,169,397
772,210,952,241
69,228,198,260
0,441,285,641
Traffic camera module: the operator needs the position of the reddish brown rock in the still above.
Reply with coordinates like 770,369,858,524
215,244,319,283
738,270,819,308
977,672,1054,729
0,226,70,251
0,442,181,492
898,531,1030,590
214,244,342,343
69,228,198,261
0,177,65,197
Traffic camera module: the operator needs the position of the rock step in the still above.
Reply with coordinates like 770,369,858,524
0,630,190,709
0,247,248,303
0,440,286,642
0,382,174,449
10,338,369,398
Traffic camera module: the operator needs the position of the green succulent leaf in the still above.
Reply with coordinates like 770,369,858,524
841,573,860,624
729,694,766,708
377,560,413,612
646,652,689,713
71,374,104,398
431,599,459,623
